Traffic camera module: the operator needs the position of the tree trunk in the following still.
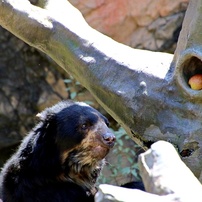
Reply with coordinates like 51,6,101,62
0,0,202,181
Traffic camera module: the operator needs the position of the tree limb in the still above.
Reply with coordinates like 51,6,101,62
96,141,202,202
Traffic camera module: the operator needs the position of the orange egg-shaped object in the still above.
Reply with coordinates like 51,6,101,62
188,74,202,90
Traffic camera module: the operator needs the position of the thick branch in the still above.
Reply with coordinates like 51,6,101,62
96,184,177,202
1,0,202,179
139,141,202,197
96,141,202,202
0,0,173,145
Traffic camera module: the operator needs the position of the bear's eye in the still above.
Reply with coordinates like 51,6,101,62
81,124,88,130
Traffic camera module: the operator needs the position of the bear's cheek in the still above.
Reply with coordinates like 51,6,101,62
92,145,109,160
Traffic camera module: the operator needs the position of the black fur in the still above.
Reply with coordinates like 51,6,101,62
121,181,145,191
0,100,115,202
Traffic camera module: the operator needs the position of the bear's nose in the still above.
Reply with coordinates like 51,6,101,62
103,132,116,147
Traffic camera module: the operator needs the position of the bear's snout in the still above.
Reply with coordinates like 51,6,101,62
102,132,116,148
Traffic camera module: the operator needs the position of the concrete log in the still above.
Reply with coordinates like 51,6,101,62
96,141,202,202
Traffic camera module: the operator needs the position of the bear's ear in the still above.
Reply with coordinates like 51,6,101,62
36,101,67,122
36,110,55,122
36,111,46,121
36,112,43,119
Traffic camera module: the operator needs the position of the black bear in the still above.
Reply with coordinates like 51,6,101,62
0,100,116,202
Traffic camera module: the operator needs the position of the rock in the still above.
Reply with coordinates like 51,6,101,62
69,0,189,52
0,27,68,166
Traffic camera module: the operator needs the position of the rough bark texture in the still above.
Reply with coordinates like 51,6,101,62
1,0,202,183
